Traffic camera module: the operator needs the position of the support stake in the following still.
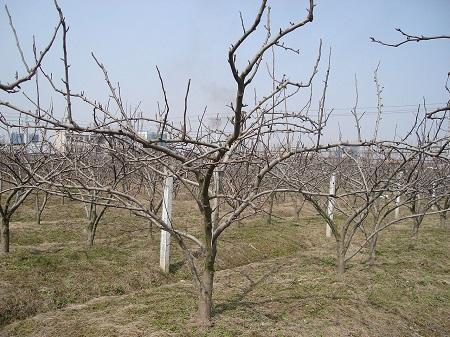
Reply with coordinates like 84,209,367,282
326,173,336,237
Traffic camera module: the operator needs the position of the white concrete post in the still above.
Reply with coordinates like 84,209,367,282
395,194,401,218
394,171,404,219
326,173,336,238
159,174,173,273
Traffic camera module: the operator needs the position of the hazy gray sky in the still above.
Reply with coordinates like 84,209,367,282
1,1,449,141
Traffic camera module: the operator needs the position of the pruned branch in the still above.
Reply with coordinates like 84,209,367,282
370,28,450,48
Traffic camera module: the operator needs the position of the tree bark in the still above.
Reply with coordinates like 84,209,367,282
86,214,101,247
86,207,97,247
292,195,302,224
35,193,41,225
1,216,10,253
198,267,214,325
439,211,448,228
294,209,300,223
336,240,346,275
149,221,154,239
36,211,42,226
411,217,421,238
266,193,275,225
368,233,378,265
86,220,96,247
199,194,216,325
35,193,48,225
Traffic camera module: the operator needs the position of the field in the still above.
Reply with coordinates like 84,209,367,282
0,195,449,337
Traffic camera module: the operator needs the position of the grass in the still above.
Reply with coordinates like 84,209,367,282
0,196,449,336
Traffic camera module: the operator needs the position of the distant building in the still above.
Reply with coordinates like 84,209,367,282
10,131,40,145
138,131,168,147
6,130,43,153
331,145,360,158
10,132,24,145
29,132,40,143
53,130,105,152
52,129,170,152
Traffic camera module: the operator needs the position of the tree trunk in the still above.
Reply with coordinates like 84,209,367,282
149,221,154,239
1,216,10,253
368,233,378,265
196,177,216,326
292,195,301,224
411,217,420,238
439,212,448,228
86,225,95,247
198,267,214,325
35,193,48,226
196,233,216,326
266,193,275,225
336,240,346,275
86,218,97,247
337,253,346,275
35,193,41,225
198,221,216,325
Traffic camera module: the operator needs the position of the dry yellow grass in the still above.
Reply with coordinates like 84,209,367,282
0,195,449,336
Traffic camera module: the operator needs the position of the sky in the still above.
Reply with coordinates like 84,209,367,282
0,0,449,142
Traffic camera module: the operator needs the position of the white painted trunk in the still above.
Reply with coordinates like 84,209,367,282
326,173,336,238
395,195,401,218
160,174,173,273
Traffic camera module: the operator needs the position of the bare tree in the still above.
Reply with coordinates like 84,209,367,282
0,137,57,253
0,5,61,93
370,28,450,119
0,149,34,253
2,0,449,326
427,157,450,228
370,28,450,48
288,139,449,274
0,1,319,323
34,191,49,225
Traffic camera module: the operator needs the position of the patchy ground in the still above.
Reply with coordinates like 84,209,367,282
0,196,449,336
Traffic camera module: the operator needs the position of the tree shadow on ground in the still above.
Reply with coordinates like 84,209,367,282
213,263,284,316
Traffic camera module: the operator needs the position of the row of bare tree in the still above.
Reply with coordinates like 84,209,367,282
0,0,448,325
